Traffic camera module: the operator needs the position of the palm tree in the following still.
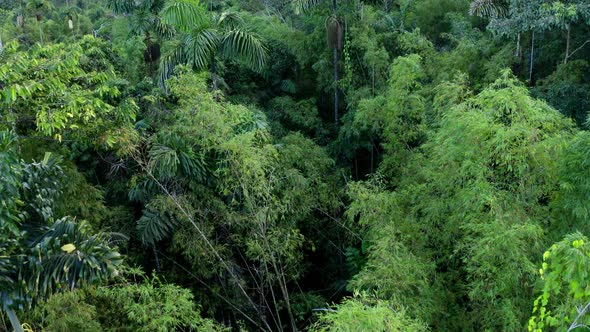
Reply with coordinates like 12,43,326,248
107,0,175,77
293,0,343,127
469,0,509,18
25,0,53,45
0,151,123,332
106,0,267,88
60,4,82,36
158,3,268,90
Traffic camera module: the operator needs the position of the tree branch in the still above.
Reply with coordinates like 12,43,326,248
566,39,590,62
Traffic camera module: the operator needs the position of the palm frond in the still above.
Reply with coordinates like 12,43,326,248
184,27,220,70
148,144,180,179
280,79,297,94
137,207,178,246
28,217,123,299
129,9,158,36
154,19,176,39
128,174,162,202
158,40,186,88
220,29,268,73
148,133,210,181
292,0,325,14
157,27,218,86
217,11,244,30
106,0,135,14
469,0,508,18
161,0,208,32
137,196,189,245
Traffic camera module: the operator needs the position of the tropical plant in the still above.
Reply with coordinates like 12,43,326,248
529,233,590,331
159,3,268,89
292,0,342,126
0,140,123,332
25,0,52,44
0,37,137,152
310,292,429,332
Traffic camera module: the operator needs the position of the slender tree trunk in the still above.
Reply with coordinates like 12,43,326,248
370,141,374,173
333,47,339,127
5,309,24,332
145,33,155,79
332,0,339,127
529,31,535,83
372,64,375,96
38,21,43,45
514,32,520,58
210,59,219,91
153,245,160,273
564,24,571,64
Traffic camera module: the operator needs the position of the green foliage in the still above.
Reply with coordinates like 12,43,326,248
3,0,590,330
345,181,436,320
0,37,137,152
533,60,590,127
551,130,590,235
137,195,189,245
0,145,123,319
311,293,429,332
352,54,427,184
27,291,102,332
27,273,221,332
88,275,220,332
346,69,575,330
157,3,268,86
529,233,590,331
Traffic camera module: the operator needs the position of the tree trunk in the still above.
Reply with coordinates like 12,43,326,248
153,245,160,273
564,24,571,64
334,47,339,127
37,21,43,45
332,0,339,128
5,309,24,332
210,59,219,91
372,64,375,96
514,32,520,58
529,31,535,83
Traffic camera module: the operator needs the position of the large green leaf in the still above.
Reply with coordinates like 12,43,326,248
161,0,207,32
220,29,268,73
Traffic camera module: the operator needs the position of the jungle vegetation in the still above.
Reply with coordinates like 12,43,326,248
1,0,590,331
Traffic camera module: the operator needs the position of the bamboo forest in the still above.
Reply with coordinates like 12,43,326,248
1,0,590,331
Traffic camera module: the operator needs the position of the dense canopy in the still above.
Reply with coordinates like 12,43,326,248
1,0,590,331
